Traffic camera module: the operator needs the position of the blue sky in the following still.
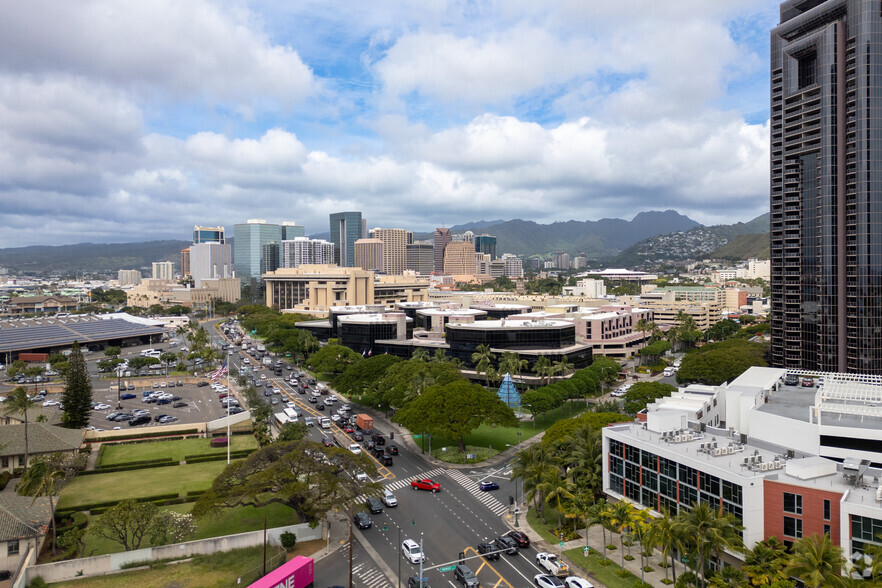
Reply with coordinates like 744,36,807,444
0,0,778,247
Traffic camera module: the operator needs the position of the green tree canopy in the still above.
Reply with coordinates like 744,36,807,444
622,381,677,415
393,380,517,451
332,354,402,398
375,358,465,408
706,319,741,342
543,412,628,446
305,344,362,376
90,499,162,551
676,338,768,386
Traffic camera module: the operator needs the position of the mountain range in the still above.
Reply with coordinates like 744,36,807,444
0,211,770,276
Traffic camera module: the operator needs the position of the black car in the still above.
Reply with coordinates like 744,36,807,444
172,401,187,408
385,445,399,456
170,396,182,402
505,530,530,548
784,374,799,386
363,440,375,451
380,455,393,466
157,398,171,405
494,535,518,555
353,512,372,529
153,414,169,422
316,403,325,411
353,432,364,442
372,446,386,458
407,576,429,588
115,413,134,422
372,434,386,446
128,415,151,426
366,497,383,514
197,381,209,387
477,542,500,561
229,406,245,414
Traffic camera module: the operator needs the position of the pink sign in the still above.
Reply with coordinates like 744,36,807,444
248,555,314,588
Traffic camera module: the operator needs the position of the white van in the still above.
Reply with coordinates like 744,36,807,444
401,539,425,564
663,367,675,377
320,418,331,429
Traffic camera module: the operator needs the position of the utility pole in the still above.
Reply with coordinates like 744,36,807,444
349,504,354,588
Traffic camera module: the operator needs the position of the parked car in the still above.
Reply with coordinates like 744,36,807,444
802,377,815,387
172,401,187,408
93,403,111,410
197,381,209,387
153,414,169,422
120,393,136,400
158,415,178,424
128,415,151,426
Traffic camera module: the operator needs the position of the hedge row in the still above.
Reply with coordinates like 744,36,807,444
55,512,88,532
79,461,180,476
57,492,181,517
90,429,200,443
185,451,252,464
98,457,174,469
90,496,196,516
183,449,254,460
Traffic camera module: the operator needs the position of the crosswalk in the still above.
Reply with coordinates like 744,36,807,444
382,468,509,516
445,469,510,516
340,543,394,588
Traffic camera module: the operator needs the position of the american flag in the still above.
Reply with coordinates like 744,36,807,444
210,361,228,381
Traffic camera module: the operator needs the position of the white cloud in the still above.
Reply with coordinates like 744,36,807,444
0,0,316,110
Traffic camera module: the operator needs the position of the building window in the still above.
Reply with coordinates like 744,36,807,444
1,457,7,469
783,516,803,539
17,456,24,467
823,499,831,521
797,52,817,88
783,492,803,514
824,524,831,537
7,540,18,556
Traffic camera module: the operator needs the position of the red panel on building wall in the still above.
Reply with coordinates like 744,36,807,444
764,480,841,544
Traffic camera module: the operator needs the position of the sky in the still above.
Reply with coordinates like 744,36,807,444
0,0,780,248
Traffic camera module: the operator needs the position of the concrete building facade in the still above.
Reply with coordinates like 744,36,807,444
354,238,384,272
117,270,142,286
369,228,410,275
151,261,174,281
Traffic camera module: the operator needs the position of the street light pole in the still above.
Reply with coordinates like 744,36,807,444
116,368,122,409
515,427,521,527
398,526,401,588
418,531,424,587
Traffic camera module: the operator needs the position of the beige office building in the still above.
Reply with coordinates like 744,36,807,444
263,265,429,311
369,228,411,275
354,238,384,272
117,270,142,286
443,241,477,276
126,277,240,308
152,261,174,280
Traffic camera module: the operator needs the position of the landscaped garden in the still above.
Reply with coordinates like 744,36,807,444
97,436,258,466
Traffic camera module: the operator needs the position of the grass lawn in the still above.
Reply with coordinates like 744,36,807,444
419,401,589,452
47,544,289,588
80,502,304,557
58,461,235,510
527,506,644,588
98,436,258,467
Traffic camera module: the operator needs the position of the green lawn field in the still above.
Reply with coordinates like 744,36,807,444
57,460,234,510
98,436,257,467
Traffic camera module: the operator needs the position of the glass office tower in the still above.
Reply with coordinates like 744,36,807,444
771,0,882,373
233,219,281,282
329,211,364,267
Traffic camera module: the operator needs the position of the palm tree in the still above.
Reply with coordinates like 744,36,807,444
646,508,682,584
631,508,655,586
552,355,574,379
866,540,882,582
412,348,430,362
485,366,502,389
471,344,496,381
16,452,87,554
539,476,575,534
708,566,748,587
499,352,528,383
679,502,744,587
565,492,596,555
532,356,554,385
609,500,635,570
743,537,790,586
4,387,31,472
432,348,448,363
784,533,846,588
563,426,602,499
596,500,615,563
511,444,558,524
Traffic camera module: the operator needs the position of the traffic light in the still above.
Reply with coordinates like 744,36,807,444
459,551,465,564
509,495,514,505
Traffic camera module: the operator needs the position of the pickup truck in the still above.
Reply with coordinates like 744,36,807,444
536,552,569,577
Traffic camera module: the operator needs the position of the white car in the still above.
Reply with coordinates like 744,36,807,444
534,575,565,588
401,539,425,564
325,395,337,403
348,443,362,455
564,578,594,588
286,401,296,409
355,472,368,483
93,403,110,410
42,400,60,407
331,414,341,423
382,490,397,507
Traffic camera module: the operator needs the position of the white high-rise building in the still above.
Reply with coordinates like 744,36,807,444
117,269,142,286
502,254,524,278
280,238,335,268
152,261,174,280
190,242,233,287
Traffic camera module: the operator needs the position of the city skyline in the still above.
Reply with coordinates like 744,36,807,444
0,2,777,248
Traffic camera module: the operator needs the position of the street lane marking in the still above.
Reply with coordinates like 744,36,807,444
463,546,513,588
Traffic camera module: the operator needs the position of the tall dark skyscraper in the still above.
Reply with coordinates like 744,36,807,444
330,211,364,267
474,234,497,259
771,0,882,373
433,227,450,274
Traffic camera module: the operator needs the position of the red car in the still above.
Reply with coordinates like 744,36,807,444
343,426,354,434
506,530,530,548
411,479,441,493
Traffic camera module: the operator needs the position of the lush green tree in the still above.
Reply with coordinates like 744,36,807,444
90,499,160,551
306,344,362,376
16,452,87,554
538,476,575,532
193,440,378,525
623,381,677,415
510,443,559,523
61,341,93,429
706,319,741,343
471,344,496,385
635,318,660,341
560,425,603,499
376,359,464,408
394,380,517,451
411,348,430,362
520,387,560,420
646,508,683,584
784,534,846,588
6,360,28,378
707,566,749,588
638,339,672,365
4,387,31,470
609,500,637,569
532,356,554,385
553,355,574,379
542,412,628,446
276,421,309,442
103,346,121,358
333,354,401,398
586,357,621,394
738,315,758,325
743,537,790,586
498,351,528,382
676,339,768,386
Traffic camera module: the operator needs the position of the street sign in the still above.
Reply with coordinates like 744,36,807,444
583,546,589,556
439,565,455,572
559,541,564,547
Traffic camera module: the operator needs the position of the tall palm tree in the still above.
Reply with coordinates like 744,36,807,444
511,444,558,524
552,355,574,379
4,387,31,472
743,536,790,586
532,356,554,385
563,426,602,499
784,533,846,588
432,348,448,363
708,566,748,588
539,476,575,534
499,351,528,383
866,540,882,582
646,508,682,584
565,492,596,554
609,500,635,570
678,502,744,587
631,508,655,586
411,348,430,362
471,344,496,374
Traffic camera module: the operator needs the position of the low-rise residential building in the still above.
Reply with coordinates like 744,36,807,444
2,296,79,316
0,423,83,473
0,493,52,585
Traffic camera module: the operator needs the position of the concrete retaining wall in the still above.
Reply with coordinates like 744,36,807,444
23,522,321,584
